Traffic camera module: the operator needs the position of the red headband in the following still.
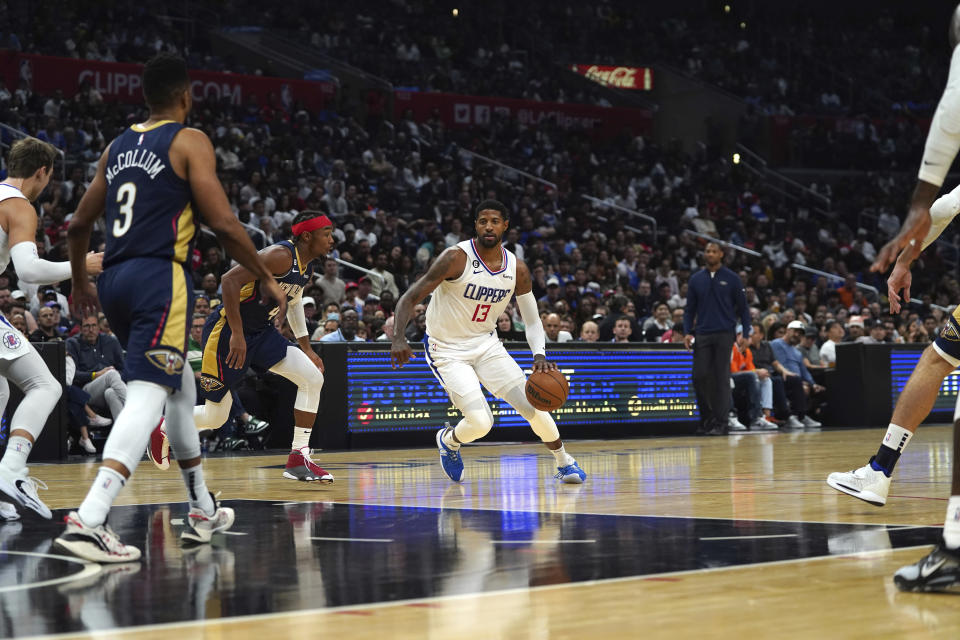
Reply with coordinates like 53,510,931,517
292,215,333,236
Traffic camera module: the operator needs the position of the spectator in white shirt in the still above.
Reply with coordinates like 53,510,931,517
818,320,845,368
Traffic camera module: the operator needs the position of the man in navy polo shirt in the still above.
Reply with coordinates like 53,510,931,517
683,242,750,435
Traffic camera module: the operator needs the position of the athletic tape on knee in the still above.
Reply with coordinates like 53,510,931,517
450,390,494,443
165,367,202,461
502,384,560,442
102,381,167,473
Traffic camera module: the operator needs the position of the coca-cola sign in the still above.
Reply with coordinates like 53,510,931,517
569,64,653,90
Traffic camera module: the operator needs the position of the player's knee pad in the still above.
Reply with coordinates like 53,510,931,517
450,390,494,443
12,371,61,440
295,367,323,412
501,382,537,421
193,395,233,431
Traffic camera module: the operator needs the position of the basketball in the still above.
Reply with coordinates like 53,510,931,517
525,369,569,412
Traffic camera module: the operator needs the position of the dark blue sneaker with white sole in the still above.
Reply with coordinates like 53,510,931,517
555,462,587,484
435,425,464,482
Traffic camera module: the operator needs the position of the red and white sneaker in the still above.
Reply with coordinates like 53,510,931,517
283,450,334,483
146,419,170,471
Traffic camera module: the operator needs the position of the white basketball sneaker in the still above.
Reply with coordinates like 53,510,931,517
826,457,891,506
55,511,142,563
182,493,235,544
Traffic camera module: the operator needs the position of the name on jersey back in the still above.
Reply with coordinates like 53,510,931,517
105,149,166,185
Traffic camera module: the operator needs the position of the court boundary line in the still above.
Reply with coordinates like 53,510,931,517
0,551,101,594
16,543,934,640
252,497,943,529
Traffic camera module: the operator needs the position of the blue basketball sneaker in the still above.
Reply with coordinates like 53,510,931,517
435,424,464,482
555,462,587,484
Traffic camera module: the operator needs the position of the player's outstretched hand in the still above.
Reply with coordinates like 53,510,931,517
71,279,99,319
887,261,912,314
390,339,414,369
85,252,104,276
226,332,247,369
532,354,557,373
261,278,288,330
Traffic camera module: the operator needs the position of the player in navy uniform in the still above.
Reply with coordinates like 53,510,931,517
56,54,287,563
185,211,334,481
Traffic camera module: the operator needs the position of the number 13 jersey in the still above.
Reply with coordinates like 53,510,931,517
425,239,517,346
103,120,196,270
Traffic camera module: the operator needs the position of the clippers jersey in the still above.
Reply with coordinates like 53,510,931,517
0,184,27,273
425,239,516,344
103,120,195,269
232,240,315,332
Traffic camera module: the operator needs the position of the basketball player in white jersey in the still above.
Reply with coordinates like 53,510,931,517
0,138,102,520
390,200,586,484
826,4,960,592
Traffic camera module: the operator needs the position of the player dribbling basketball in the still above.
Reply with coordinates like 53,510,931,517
390,200,586,484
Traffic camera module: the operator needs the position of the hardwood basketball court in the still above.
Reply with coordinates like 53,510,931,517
3,426,959,639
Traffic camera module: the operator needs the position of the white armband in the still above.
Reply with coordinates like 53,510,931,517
10,242,73,285
516,292,545,357
286,293,309,339
922,190,960,250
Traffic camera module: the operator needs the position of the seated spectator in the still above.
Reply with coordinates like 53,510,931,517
9,312,28,335
404,311,427,343
302,296,320,337
857,318,886,344
98,313,114,338
660,322,686,344
66,314,127,419
311,314,340,340
316,257,345,307
194,295,211,318
320,308,365,342
846,316,865,341
497,312,524,341
579,320,600,342
598,295,640,341
730,340,778,430
770,321,823,429
818,320,845,368
29,305,63,342
612,316,633,342
642,302,672,342
800,326,826,374
544,313,573,343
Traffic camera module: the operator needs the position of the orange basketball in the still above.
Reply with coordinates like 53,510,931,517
525,369,569,412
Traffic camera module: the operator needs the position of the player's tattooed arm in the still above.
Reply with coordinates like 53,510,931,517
390,247,466,368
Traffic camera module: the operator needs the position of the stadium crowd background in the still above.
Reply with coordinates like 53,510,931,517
1,0,958,415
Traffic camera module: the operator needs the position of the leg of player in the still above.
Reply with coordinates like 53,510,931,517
827,346,955,506
501,384,586,484
163,366,234,544
268,346,332,483
147,387,234,470
0,376,19,522
55,381,170,562
436,389,493,482
893,416,960,592
0,350,62,519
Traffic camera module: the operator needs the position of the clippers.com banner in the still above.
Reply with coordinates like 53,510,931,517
394,90,651,139
569,64,653,90
0,51,336,110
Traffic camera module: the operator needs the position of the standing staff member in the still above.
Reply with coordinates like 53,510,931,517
683,242,750,436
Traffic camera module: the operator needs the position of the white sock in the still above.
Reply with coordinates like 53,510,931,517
181,464,215,516
0,436,31,475
944,496,960,549
881,423,913,453
77,467,126,528
550,444,575,468
442,426,461,450
291,427,312,454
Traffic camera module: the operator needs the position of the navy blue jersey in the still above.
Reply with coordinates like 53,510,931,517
103,120,195,269
233,240,315,332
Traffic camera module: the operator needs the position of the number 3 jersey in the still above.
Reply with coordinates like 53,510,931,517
103,120,196,270
425,239,517,346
